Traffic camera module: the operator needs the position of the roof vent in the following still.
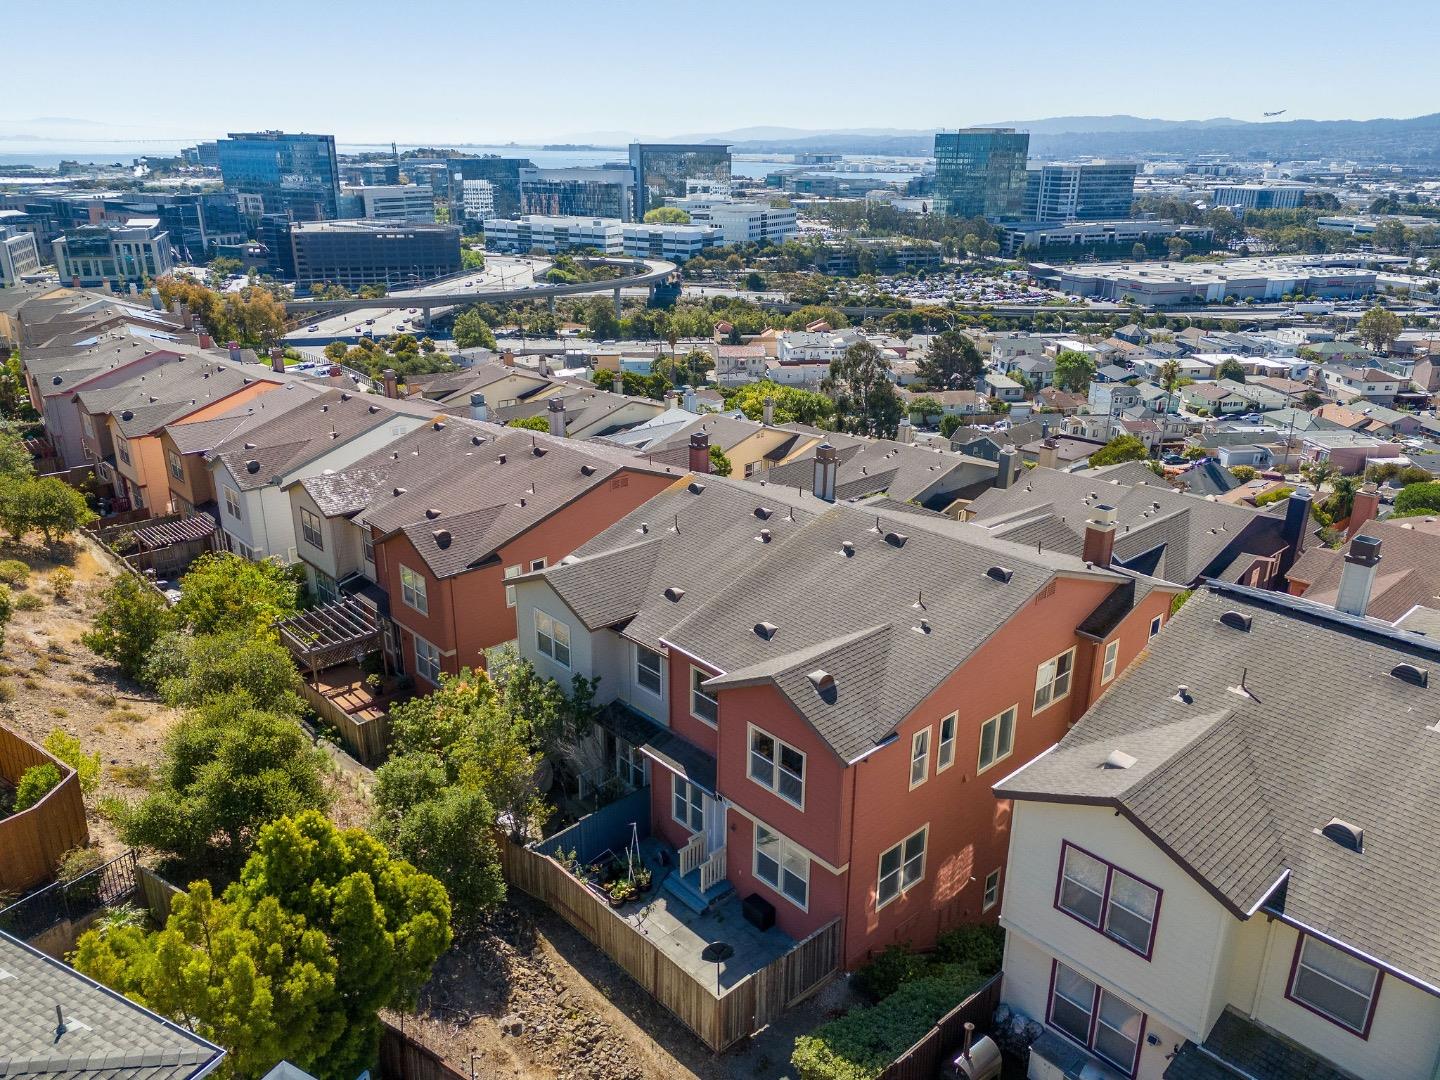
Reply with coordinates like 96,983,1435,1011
1391,663,1429,687
883,531,908,548
532,445,546,457
433,420,446,431
1219,611,1252,632
754,621,778,640
914,618,931,635
244,442,256,450
754,506,773,520
393,486,406,497
433,529,452,549
638,522,649,534
340,392,351,402
1320,818,1364,853
245,459,260,474
120,409,134,421
425,508,440,520
1172,685,1193,704
498,454,507,465
369,404,380,413
986,566,1013,583
757,528,772,543
1103,749,1137,770
472,435,485,446
664,586,685,603
807,669,837,701
841,541,855,557
580,464,596,476
687,481,705,495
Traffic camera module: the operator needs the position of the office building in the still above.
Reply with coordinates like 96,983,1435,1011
217,130,341,221
0,224,41,287
933,128,1030,220
1023,162,1137,223
181,141,220,168
1041,253,1381,307
621,222,719,261
628,143,732,218
148,193,247,261
257,214,296,277
289,220,460,289
447,156,534,220
462,180,495,223
520,167,636,221
667,196,798,244
342,162,401,186
482,216,622,255
1210,183,1307,211
338,184,436,222
1000,219,1210,258
52,220,174,289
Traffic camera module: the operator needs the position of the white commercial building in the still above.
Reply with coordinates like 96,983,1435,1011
621,222,720,261
342,184,436,222
666,196,798,244
462,179,495,222
52,219,174,290
0,225,42,288
1043,254,1389,308
482,216,623,255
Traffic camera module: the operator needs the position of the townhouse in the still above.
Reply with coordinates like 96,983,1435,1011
1286,514,1440,622
291,420,679,683
515,466,1181,968
993,583,1440,1080
610,412,825,480
757,435,999,512
1319,364,1402,405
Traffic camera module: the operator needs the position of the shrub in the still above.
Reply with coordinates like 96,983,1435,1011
1254,485,1294,507
81,575,177,683
43,729,101,794
13,762,62,811
933,923,1004,972
1393,481,1440,518
0,559,30,585
49,566,75,600
56,845,106,883
1228,465,1257,482
854,944,928,1002
14,591,41,611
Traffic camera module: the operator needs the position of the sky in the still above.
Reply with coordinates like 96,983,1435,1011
5,0,1438,149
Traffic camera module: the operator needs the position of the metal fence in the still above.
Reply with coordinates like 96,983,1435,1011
0,849,138,940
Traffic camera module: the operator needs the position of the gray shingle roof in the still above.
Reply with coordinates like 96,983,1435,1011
1164,1008,1359,1080
997,584,1440,991
1287,520,1440,621
74,356,296,437
759,438,997,508
0,930,223,1080
164,383,328,455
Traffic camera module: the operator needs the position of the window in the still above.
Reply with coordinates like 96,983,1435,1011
300,507,324,551
635,645,662,695
1048,961,1144,1075
983,868,1001,912
1287,935,1381,1036
314,573,338,605
116,435,130,465
754,824,809,909
529,557,547,572
224,486,243,521
909,728,931,788
534,610,571,667
504,564,521,607
1033,647,1075,713
1056,842,1161,959
399,564,428,615
977,706,1017,774
748,726,805,807
673,776,704,832
1149,614,1163,638
362,532,375,565
1101,639,1120,685
82,413,96,439
610,735,645,789
936,713,957,772
876,827,927,909
167,450,184,481
413,635,442,686
690,666,718,726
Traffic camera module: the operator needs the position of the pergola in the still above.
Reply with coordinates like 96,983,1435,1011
276,598,382,676
128,514,216,550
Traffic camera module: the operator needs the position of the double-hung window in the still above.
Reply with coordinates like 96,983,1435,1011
300,507,324,551
504,564,521,607
611,735,645,789
690,666,718,725
1149,614,1163,638
1101,639,1120,684
116,435,131,465
876,827,927,909
413,635,442,686
1048,961,1144,1075
909,728,931,788
748,726,805,807
399,564,428,615
1033,647,1075,713
167,449,184,481
362,532,375,566
977,706,1017,774
224,486,243,521
673,776,704,833
535,611,571,667
754,824,808,908
937,714,956,772
635,645,662,695
1286,935,1381,1036
1056,842,1161,958
982,868,1001,912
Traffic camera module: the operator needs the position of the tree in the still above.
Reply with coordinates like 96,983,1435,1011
939,414,965,439
174,553,300,637
82,574,177,683
908,396,944,427
121,694,331,874
708,445,732,476
322,340,349,363
1158,360,1181,396
0,425,35,479
643,207,691,224
916,331,983,391
146,630,303,713
1131,243,1147,261
0,476,96,545
591,368,616,391
1214,357,1248,383
822,341,904,439
461,247,485,270
42,729,101,794
1182,445,1209,461
14,762,61,812
207,256,243,281
1166,237,1192,260
744,271,766,291
505,414,549,433
1394,481,1440,518
1356,305,1402,354
724,381,835,427
583,295,620,340
1053,350,1096,394
453,307,497,351
1087,434,1150,468
1229,465,1258,482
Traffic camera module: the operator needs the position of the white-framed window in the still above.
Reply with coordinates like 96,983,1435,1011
982,868,1001,912
748,725,805,808
167,449,184,481
635,644,662,696
1149,614,1163,638
673,776,704,833
362,532,375,565
399,564,428,615
82,413,96,439
977,705,1017,775
1287,935,1381,1036
535,610,571,667
529,557,547,572
116,434,131,465
1033,647,1075,714
224,531,256,561
909,727,931,789
314,572,339,604
1101,639,1120,684
754,824,808,909
223,486,243,521
413,635,442,686
1057,842,1161,958
1048,961,1144,1075
876,826,927,909
300,507,324,551
504,564,521,607
690,665,718,726
936,713,956,772
610,734,645,789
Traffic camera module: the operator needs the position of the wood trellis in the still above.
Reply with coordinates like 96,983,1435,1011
276,598,382,674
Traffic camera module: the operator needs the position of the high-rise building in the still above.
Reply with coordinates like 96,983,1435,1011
461,180,495,223
446,156,535,221
1023,162,1137,223
627,143,732,218
151,193,248,261
932,128,1029,220
519,167,636,221
52,220,174,289
216,131,341,221
338,185,436,222
289,220,461,289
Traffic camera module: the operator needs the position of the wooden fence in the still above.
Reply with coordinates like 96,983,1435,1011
0,724,88,894
136,864,183,923
875,973,1004,1080
299,681,389,765
378,1020,468,1080
502,839,841,1052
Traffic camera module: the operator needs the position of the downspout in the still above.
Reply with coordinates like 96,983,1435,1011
841,756,861,970
449,575,462,674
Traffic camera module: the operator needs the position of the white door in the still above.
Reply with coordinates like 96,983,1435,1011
704,793,726,853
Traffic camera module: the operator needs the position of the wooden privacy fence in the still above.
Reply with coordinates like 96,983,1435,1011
378,1020,467,1080
502,839,842,1052
0,724,88,894
875,973,1004,1080
298,681,389,765
136,864,183,923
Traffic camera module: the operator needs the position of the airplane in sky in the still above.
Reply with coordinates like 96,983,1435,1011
1263,109,1287,117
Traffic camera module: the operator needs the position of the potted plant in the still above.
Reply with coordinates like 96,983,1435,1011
607,878,636,907
633,867,653,895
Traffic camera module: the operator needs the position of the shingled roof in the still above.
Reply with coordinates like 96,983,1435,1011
997,584,1440,994
1287,519,1440,621
74,354,297,437
759,437,997,509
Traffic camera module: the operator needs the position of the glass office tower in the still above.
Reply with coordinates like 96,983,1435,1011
932,129,1030,220
627,144,732,218
217,131,341,222
1023,162,1137,223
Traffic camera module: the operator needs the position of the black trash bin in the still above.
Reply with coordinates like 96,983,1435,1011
742,892,775,931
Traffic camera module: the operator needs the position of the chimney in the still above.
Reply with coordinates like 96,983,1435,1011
814,443,838,502
547,396,566,437
178,301,190,323
1037,437,1059,471
683,384,697,413
1346,483,1381,540
227,341,242,363
501,348,515,367
689,431,711,474
1335,535,1382,617
664,389,680,411
1279,486,1313,576
1083,504,1118,567
763,396,775,426
995,446,1019,489
270,347,286,374
150,287,164,311
382,368,398,398
899,418,916,445
470,393,488,422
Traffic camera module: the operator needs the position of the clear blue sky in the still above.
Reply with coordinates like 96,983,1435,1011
5,0,1436,147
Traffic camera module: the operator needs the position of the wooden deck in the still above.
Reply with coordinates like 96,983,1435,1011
301,664,411,764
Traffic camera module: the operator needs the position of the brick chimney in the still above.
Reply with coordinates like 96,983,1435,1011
547,396,566,437
814,443,838,502
1346,483,1381,540
995,446,1019,489
382,368,398,398
689,431,711,474
1037,437,1059,471
1083,505,1118,567
501,348,515,368
1335,534,1382,617
763,396,775,426
470,393,487,422
270,347,286,374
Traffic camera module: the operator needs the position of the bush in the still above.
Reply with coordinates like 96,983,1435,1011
82,575,177,684
43,729,101,794
0,559,30,585
1254,485,1294,507
933,923,1005,972
854,944,928,1002
49,566,75,600
56,845,106,883
1228,465,1257,482
13,591,41,612
13,762,62,811
1393,481,1440,518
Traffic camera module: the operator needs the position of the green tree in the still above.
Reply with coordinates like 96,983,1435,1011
81,574,177,684
461,247,485,271
42,729,101,794
0,476,96,544
322,340,349,364
1166,237,1192,260
507,415,552,432
14,762,61,811
939,414,965,439
1394,481,1440,518
1229,465,1258,482
0,425,35,479
916,331,983,391
146,630,303,713
1087,434,1150,468
591,368,616,391
207,256,243,280
174,553,300,637
724,381,835,427
1355,305,1402,353
822,341,904,439
643,207,691,224
708,445,733,476
1215,357,1248,383
583,296,621,340
1053,350,1096,394
908,396,944,426
1158,359,1181,396
1131,243,1148,261
453,307,498,350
